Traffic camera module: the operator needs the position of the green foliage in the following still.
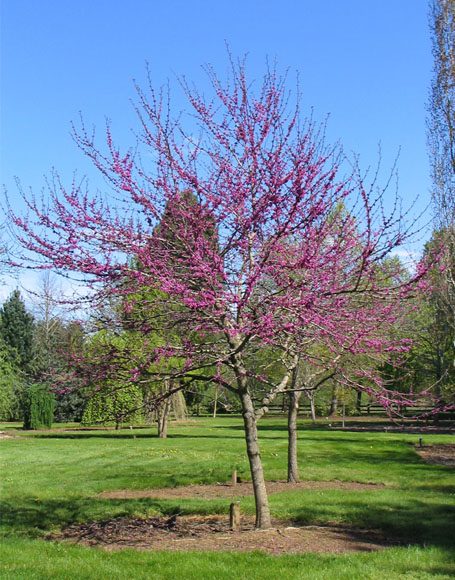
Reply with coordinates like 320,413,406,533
0,285,86,423
424,229,455,394
33,319,83,376
81,331,144,427
22,383,55,429
54,388,86,423
0,338,22,421
117,194,218,409
0,290,35,374
377,234,455,403
81,384,143,427
34,320,86,422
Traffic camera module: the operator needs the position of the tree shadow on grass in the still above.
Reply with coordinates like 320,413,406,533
288,497,455,549
33,432,245,441
299,445,422,463
31,433,158,440
2,491,454,551
217,422,399,438
218,421,392,430
414,483,455,494
0,496,228,536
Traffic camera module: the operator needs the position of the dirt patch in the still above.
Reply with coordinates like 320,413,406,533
0,431,13,439
52,515,391,554
100,480,384,500
417,444,455,467
332,425,455,434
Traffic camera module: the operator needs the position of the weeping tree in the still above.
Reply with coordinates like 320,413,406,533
8,58,433,528
120,282,191,438
80,331,144,429
81,383,143,429
23,383,55,429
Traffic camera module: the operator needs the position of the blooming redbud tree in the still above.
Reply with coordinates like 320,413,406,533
9,61,431,528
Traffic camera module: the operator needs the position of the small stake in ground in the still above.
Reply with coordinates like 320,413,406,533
229,502,241,531
419,437,423,448
231,470,237,485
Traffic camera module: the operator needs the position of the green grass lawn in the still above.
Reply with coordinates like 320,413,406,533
1,416,454,579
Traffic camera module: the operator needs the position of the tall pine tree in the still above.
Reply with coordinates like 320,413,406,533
0,290,35,375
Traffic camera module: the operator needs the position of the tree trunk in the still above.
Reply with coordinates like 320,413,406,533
329,388,338,416
157,396,171,438
356,390,362,414
213,387,218,418
240,390,272,529
157,405,168,438
281,393,287,413
171,390,188,421
308,392,316,422
287,390,301,483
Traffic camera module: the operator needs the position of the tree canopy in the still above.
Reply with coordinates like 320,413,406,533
7,59,437,528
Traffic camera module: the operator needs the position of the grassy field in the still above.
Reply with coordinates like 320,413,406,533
1,416,454,579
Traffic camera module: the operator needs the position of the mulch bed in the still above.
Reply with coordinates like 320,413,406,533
416,444,455,467
61,480,392,554
52,515,392,554
330,425,455,434
99,480,385,500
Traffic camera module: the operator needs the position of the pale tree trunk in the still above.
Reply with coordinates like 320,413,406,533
171,389,188,421
157,380,172,438
213,386,218,418
157,399,170,438
287,390,302,483
240,390,272,529
329,388,338,416
308,391,316,422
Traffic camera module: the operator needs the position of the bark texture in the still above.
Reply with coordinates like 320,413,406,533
240,390,272,528
287,390,301,483
157,384,171,438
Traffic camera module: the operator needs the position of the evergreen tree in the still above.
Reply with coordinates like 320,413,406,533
51,321,87,422
25,274,87,421
0,290,35,375
0,338,22,421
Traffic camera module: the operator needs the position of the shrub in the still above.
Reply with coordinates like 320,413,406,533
22,384,55,429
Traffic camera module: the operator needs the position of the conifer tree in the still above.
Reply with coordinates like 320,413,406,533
0,290,35,374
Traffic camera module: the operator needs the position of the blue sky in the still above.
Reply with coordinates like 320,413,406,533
0,0,433,298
